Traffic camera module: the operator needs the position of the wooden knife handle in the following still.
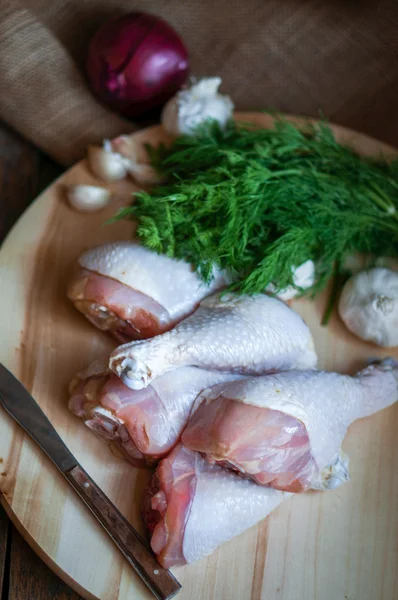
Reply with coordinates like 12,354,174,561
65,464,181,600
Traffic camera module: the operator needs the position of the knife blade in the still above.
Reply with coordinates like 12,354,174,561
0,363,181,600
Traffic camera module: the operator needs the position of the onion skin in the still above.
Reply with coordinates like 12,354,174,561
86,12,189,117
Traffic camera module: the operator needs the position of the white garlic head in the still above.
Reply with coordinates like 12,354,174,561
161,77,234,136
266,259,316,301
338,268,398,347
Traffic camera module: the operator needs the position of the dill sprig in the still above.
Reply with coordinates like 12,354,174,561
111,117,398,298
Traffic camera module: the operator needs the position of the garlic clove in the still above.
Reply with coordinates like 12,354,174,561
111,135,146,164
111,135,165,185
161,97,180,136
266,259,316,301
87,140,130,181
292,260,316,289
66,184,111,213
127,162,165,185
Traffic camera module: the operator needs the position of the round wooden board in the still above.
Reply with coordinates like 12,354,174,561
0,113,397,600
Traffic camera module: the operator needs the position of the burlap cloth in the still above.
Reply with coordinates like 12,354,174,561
1,0,397,165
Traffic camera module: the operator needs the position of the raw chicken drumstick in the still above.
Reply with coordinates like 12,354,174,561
110,292,317,390
182,359,398,491
142,444,289,568
69,360,243,465
68,241,229,342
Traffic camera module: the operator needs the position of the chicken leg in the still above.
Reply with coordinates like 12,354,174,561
110,292,317,390
69,360,243,464
142,444,289,568
68,241,229,342
182,359,398,491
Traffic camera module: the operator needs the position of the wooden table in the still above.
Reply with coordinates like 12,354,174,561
0,122,82,599
0,113,398,599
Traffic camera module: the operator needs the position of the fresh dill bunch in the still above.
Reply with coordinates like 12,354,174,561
111,117,398,298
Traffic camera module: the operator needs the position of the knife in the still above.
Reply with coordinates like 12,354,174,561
0,363,181,600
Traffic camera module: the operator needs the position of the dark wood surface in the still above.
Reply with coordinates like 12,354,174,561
0,122,82,599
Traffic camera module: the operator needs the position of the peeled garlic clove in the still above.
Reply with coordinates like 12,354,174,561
87,140,130,181
338,267,398,347
67,184,111,213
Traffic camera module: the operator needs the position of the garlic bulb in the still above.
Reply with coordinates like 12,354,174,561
338,268,398,347
66,185,111,213
266,260,316,301
87,140,130,181
161,77,234,136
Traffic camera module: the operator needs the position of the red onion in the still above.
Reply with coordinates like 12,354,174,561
86,12,189,118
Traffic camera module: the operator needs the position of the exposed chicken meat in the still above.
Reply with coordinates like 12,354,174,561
110,292,317,390
142,444,289,568
68,268,171,342
182,359,398,491
68,241,229,342
68,360,243,464
184,401,316,491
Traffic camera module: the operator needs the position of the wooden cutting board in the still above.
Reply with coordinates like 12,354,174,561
0,113,397,600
